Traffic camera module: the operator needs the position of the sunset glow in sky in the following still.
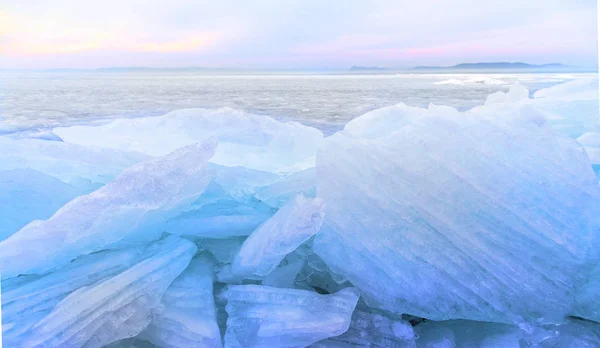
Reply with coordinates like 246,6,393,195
0,0,597,69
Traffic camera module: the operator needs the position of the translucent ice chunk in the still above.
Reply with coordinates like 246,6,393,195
1,237,194,344
12,236,196,348
0,141,215,279
255,168,317,208
228,195,324,281
314,88,600,323
312,310,416,348
140,256,222,348
415,320,522,348
54,107,323,174
224,285,359,348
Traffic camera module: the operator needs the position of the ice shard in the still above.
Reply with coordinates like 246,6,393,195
140,256,222,348
227,195,324,281
9,236,197,348
414,320,523,347
0,140,216,279
255,168,317,208
224,285,359,348
165,181,274,239
1,237,194,344
311,310,416,348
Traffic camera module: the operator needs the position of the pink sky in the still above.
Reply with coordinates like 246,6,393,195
0,0,597,69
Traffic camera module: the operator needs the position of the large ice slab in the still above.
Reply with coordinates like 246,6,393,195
0,168,84,241
0,136,150,184
140,255,222,348
226,194,324,281
10,236,197,348
311,309,416,348
223,285,359,348
0,141,215,279
314,86,600,323
54,107,324,174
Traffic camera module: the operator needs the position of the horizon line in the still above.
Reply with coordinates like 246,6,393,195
0,61,598,73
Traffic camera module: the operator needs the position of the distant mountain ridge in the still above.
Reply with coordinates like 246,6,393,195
412,62,568,70
349,66,388,71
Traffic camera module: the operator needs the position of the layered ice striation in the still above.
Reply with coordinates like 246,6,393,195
573,262,600,323
140,255,222,348
0,140,215,278
223,285,360,348
314,85,600,323
54,107,324,174
7,236,197,348
1,237,192,344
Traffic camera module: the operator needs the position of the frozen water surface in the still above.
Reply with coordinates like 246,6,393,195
0,71,591,134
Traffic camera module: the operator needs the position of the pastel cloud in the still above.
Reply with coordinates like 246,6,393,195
0,0,596,68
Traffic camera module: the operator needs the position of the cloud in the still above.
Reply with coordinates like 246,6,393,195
0,0,596,68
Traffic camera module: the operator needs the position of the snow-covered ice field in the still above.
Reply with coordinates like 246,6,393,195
1,72,600,347
0,71,592,134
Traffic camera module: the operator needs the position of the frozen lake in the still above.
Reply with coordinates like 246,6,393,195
0,71,593,134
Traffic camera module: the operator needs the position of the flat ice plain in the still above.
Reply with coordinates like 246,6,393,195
1,72,600,347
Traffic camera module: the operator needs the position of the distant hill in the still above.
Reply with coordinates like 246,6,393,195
95,67,213,72
349,66,389,71
412,62,569,70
